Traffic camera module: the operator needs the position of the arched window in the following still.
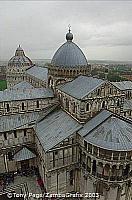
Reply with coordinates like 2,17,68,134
14,130,17,138
86,103,90,111
22,102,24,110
110,165,117,181
103,164,110,180
109,88,112,94
102,101,105,108
70,170,74,185
36,100,39,108
65,98,69,109
73,102,75,113
4,132,7,140
24,129,27,137
123,164,130,177
97,89,101,96
7,103,10,112
97,162,103,178
73,70,76,76
92,160,96,175
117,99,120,107
87,156,91,172
8,152,13,161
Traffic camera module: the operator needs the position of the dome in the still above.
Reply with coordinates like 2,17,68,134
51,30,88,68
8,45,32,67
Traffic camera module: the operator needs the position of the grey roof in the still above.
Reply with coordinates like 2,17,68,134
26,66,48,81
8,46,32,67
51,41,88,68
0,87,53,102
79,110,132,151
10,81,34,90
57,75,105,99
111,81,132,90
36,109,82,152
8,56,32,67
14,147,36,161
0,111,41,132
79,110,112,137
123,99,132,110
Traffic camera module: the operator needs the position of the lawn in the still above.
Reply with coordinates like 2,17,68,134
0,80,7,90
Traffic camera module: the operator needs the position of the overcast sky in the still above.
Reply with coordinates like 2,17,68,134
0,1,132,61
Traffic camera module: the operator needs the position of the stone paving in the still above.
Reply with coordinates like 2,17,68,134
5,175,43,200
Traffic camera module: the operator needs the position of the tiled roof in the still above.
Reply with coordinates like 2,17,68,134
57,75,105,99
26,66,48,81
36,109,82,151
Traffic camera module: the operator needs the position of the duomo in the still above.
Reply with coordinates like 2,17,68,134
0,27,132,200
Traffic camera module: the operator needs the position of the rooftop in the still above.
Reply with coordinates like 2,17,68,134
0,105,58,133
9,81,34,90
0,111,41,132
26,66,48,81
14,147,36,161
51,29,88,68
57,75,105,99
8,45,32,67
0,87,53,102
35,109,82,151
111,81,132,90
79,110,132,151
123,99,132,110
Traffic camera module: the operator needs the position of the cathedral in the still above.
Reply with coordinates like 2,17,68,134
0,28,132,200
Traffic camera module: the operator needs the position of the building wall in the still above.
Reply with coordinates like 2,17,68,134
56,82,125,122
0,126,36,175
0,97,56,116
0,128,34,149
6,66,28,88
25,74,47,88
33,129,132,200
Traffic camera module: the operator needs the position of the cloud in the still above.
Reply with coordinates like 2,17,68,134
0,1,132,61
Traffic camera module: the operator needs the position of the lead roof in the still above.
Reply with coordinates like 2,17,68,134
26,66,48,81
57,75,105,99
35,109,82,152
79,110,132,151
111,81,132,90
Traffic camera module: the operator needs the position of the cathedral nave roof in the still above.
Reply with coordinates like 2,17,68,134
0,87,53,102
57,75,105,99
26,66,48,81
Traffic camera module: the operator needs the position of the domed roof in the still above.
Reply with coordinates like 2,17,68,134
8,45,32,67
51,29,88,68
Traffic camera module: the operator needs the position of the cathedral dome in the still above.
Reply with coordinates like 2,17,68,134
8,45,32,67
51,29,88,68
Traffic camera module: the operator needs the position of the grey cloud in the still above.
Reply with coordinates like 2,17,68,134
0,1,132,61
